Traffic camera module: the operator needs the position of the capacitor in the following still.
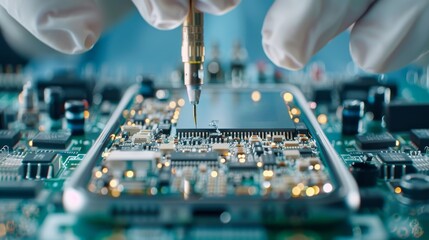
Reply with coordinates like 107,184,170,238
19,81,39,127
44,87,64,120
0,108,5,129
368,86,391,120
342,100,364,135
350,162,379,187
65,100,85,135
399,174,429,201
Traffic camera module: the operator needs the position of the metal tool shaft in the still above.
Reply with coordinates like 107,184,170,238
182,0,204,128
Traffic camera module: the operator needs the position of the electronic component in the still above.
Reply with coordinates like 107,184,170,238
171,152,219,163
376,152,416,179
0,181,43,199
159,143,176,154
340,75,398,103
211,143,230,156
65,100,85,135
22,152,59,179
105,151,160,177
410,129,429,152
350,162,379,187
158,123,172,135
368,86,390,120
283,150,300,160
32,132,71,149
0,129,21,148
19,81,39,127
176,89,296,137
36,72,95,104
342,100,364,135
0,108,5,129
356,133,396,150
121,125,141,136
44,87,64,120
0,154,24,181
398,174,429,201
385,102,429,132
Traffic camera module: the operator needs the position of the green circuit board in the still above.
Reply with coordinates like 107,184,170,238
1,72,429,239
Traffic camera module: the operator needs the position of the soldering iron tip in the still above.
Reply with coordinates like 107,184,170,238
193,104,197,128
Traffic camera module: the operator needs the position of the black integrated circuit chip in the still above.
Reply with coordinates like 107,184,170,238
229,161,259,170
299,148,313,157
410,129,429,151
171,152,219,162
356,133,396,150
0,130,21,148
32,132,71,149
22,152,60,179
378,152,412,164
0,181,43,199
377,152,416,179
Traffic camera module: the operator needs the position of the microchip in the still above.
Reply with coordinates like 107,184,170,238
23,152,57,164
283,150,300,160
22,152,59,179
171,152,219,162
299,148,313,157
158,123,172,135
32,132,71,149
229,161,259,170
262,154,276,165
0,130,21,148
376,152,416,179
410,129,429,151
0,181,43,199
159,143,176,154
211,143,230,155
378,152,412,164
295,122,309,135
106,151,160,177
356,133,396,150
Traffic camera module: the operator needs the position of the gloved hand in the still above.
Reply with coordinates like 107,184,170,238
262,0,429,73
0,0,239,55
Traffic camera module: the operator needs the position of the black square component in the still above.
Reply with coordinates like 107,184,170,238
356,133,396,150
376,152,416,179
0,130,21,148
22,152,60,179
32,132,71,149
410,129,429,151
378,152,412,164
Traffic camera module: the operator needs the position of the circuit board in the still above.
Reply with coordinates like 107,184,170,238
1,71,429,239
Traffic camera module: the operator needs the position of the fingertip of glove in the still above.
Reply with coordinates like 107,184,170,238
196,0,240,15
263,42,305,71
349,40,389,73
134,0,188,30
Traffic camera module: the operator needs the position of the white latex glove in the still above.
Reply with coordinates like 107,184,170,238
0,0,239,55
262,0,429,73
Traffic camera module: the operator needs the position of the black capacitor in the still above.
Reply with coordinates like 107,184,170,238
350,162,379,187
342,100,365,135
44,87,64,120
65,100,85,135
368,86,390,120
0,108,5,129
136,75,155,98
399,174,429,201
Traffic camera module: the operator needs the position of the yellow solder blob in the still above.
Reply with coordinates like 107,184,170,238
125,170,134,178
177,98,185,107
317,114,328,125
251,91,261,102
394,187,402,194
283,92,293,102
